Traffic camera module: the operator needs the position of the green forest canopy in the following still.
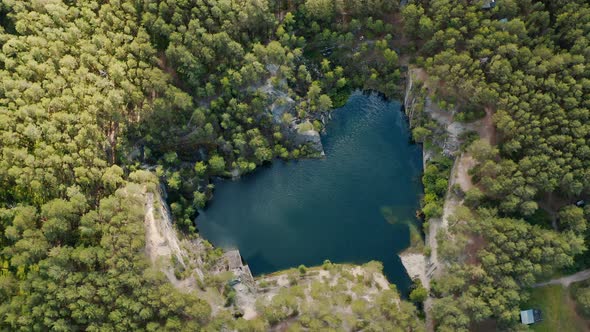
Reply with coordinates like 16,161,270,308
0,0,589,330
404,0,590,330
0,0,410,330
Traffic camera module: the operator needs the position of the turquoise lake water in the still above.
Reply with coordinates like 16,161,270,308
197,92,423,292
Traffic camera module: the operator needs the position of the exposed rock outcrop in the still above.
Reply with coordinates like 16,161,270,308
144,190,206,289
291,123,324,155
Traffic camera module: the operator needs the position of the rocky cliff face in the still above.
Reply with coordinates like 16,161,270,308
260,70,326,157
403,68,468,163
403,68,420,127
403,69,435,167
292,122,325,155
144,189,207,288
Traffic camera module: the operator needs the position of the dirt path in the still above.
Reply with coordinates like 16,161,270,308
420,135,468,331
454,107,494,192
420,81,495,279
479,107,496,145
421,178,462,332
422,108,495,331
405,67,497,332
455,154,476,192
534,269,590,288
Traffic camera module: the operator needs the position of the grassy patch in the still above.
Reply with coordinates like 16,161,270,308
523,285,586,332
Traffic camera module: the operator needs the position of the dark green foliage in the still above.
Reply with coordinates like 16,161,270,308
433,208,583,330
572,281,590,318
0,175,211,331
405,1,590,329
421,156,453,219
409,279,428,303
408,0,590,217
0,1,217,329
0,0,414,329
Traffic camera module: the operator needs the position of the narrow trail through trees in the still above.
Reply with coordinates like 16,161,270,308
534,269,590,288
409,67,497,332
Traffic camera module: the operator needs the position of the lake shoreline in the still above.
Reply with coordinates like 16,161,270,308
195,90,422,290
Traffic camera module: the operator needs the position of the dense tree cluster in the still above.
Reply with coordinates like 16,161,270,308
116,0,407,230
403,0,590,329
572,280,590,318
434,207,583,330
406,0,590,216
0,0,418,330
421,156,452,219
0,1,215,329
0,172,212,330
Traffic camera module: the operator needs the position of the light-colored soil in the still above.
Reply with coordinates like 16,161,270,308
479,107,496,145
373,271,390,290
400,252,427,288
145,189,215,286
255,264,393,311
456,154,477,192
234,282,258,320
413,68,430,88
144,192,187,279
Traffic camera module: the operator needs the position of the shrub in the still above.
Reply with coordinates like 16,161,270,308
423,202,443,219
298,264,307,275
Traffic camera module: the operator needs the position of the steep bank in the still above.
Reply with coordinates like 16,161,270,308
400,67,497,331
144,189,206,288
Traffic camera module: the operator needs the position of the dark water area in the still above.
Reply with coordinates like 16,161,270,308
197,92,423,293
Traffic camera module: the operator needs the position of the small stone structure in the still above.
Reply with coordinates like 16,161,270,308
218,250,258,319
220,249,254,285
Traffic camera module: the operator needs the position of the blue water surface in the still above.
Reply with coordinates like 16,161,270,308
197,92,423,292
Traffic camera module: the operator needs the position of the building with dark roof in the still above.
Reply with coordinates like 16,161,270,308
520,309,542,325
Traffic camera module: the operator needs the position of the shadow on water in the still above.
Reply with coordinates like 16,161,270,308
197,91,423,294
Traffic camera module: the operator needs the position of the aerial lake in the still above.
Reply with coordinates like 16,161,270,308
197,92,423,292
